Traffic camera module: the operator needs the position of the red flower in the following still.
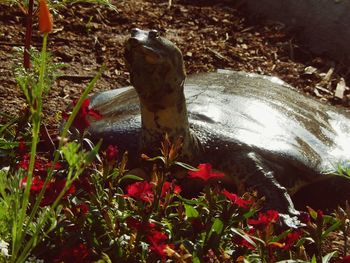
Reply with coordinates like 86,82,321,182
105,144,119,161
75,203,89,216
337,256,350,263
126,181,154,203
233,228,256,250
76,177,93,195
40,179,76,207
17,140,27,156
63,99,102,132
161,181,182,197
147,231,173,259
20,176,45,193
126,217,156,231
18,155,60,176
300,211,311,224
54,243,90,263
247,210,280,225
46,161,62,170
222,189,252,208
19,154,30,170
188,163,225,181
191,218,205,233
282,230,303,250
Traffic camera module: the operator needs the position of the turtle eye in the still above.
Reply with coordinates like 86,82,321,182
149,30,159,39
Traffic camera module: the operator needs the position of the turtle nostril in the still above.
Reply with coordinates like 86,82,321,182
130,28,140,37
148,29,159,39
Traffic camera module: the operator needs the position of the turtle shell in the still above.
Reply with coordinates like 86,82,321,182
88,70,350,211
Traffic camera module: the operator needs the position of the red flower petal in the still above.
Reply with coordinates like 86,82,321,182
62,99,103,132
105,145,119,161
222,189,251,208
147,231,172,259
247,210,280,225
188,163,225,181
126,181,154,203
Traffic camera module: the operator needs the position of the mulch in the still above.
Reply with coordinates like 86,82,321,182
0,0,349,130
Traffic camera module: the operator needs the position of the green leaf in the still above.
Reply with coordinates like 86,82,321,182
307,207,318,220
276,260,309,263
322,251,337,263
207,218,223,240
174,161,197,171
322,220,342,238
192,256,201,263
119,174,144,182
61,142,81,167
184,204,199,219
95,252,113,263
178,196,207,207
232,228,258,248
311,255,317,263
85,140,102,164
144,155,166,164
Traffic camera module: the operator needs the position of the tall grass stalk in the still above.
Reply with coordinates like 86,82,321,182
9,28,104,261
11,33,48,262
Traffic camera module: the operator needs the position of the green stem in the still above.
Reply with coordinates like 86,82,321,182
12,33,48,262
27,65,105,226
17,68,104,261
202,186,213,247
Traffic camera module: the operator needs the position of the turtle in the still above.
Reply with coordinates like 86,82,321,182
86,28,350,227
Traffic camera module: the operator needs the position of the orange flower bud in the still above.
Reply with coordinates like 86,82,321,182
38,0,53,34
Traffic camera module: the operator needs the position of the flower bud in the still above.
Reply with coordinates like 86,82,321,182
38,0,53,34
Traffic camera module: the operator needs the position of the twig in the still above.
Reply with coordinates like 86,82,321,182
23,0,34,70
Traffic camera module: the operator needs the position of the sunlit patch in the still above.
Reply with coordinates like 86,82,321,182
327,111,350,161
231,100,296,152
201,104,222,122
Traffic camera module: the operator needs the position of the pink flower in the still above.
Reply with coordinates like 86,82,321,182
222,189,252,208
63,98,102,132
188,163,225,181
126,181,154,203
247,210,280,225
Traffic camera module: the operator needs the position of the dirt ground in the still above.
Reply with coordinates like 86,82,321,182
1,0,350,130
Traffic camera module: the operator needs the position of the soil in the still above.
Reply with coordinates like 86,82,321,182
1,0,350,131
0,0,350,258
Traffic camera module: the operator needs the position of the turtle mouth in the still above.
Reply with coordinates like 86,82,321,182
124,28,162,66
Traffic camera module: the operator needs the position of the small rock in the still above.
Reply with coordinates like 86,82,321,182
335,78,347,99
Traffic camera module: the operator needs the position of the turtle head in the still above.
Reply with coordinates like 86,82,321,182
125,28,186,111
